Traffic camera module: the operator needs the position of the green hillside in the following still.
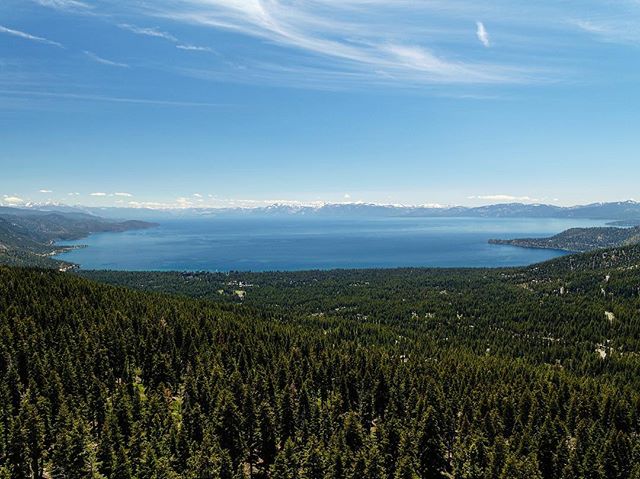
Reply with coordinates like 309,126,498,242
0,208,156,269
2,245,640,477
490,226,640,252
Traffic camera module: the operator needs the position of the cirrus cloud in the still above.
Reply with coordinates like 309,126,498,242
84,51,129,68
140,0,536,86
33,0,91,11
468,194,542,203
0,25,63,48
118,22,212,53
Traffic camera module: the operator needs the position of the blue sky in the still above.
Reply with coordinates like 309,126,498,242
1,0,639,208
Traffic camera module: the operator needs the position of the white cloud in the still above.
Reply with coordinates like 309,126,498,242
90,192,107,196
572,20,608,35
193,193,203,198
84,51,129,68
344,193,351,199
33,0,90,10
126,200,171,209
570,18,640,45
468,194,541,203
176,44,213,52
114,192,133,197
118,23,178,42
67,192,80,196
3,89,225,108
39,189,53,193
476,21,490,47
143,1,530,85
118,23,212,53
2,195,25,205
0,25,63,48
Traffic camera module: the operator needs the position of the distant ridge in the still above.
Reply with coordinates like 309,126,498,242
11,200,640,222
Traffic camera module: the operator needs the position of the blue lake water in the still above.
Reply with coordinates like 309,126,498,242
55,217,610,271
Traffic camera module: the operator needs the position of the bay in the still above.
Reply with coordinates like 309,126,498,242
55,216,609,271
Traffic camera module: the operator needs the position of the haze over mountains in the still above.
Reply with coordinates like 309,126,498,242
3,201,640,271
10,200,640,222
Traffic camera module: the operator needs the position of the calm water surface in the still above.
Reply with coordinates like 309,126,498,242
55,217,609,271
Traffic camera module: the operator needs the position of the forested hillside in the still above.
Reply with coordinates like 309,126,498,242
3,246,640,477
490,226,640,252
82,244,640,386
0,208,155,269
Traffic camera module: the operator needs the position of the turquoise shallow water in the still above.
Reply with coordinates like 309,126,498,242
55,216,609,271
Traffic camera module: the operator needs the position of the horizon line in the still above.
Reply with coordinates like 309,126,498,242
1,199,639,212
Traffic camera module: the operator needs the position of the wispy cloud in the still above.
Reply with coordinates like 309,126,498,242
1,89,229,108
90,192,107,196
141,1,533,85
12,0,638,94
84,51,129,68
476,21,490,47
572,20,608,35
127,196,331,210
38,189,53,193
176,44,214,52
469,194,541,203
570,18,640,44
33,0,90,11
114,192,133,197
0,25,63,48
118,22,213,53
118,23,178,42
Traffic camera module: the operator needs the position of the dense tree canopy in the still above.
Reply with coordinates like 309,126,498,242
1,246,640,477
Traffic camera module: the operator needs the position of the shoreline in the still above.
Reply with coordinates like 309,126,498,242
51,222,159,271
488,239,579,254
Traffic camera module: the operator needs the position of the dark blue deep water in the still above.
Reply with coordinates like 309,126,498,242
55,217,608,271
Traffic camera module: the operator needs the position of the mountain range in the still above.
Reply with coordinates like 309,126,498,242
9,200,640,221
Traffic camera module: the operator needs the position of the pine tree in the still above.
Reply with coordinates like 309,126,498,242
500,453,543,479
300,438,325,479
270,438,298,479
52,417,105,479
214,388,244,467
415,406,447,479
185,432,234,479
7,415,30,479
257,400,278,474
363,438,386,479
278,386,296,448
22,394,46,479
342,412,364,454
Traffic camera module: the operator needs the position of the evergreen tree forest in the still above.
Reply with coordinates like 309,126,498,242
2,245,640,477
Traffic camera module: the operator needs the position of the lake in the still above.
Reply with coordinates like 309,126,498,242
55,216,609,271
